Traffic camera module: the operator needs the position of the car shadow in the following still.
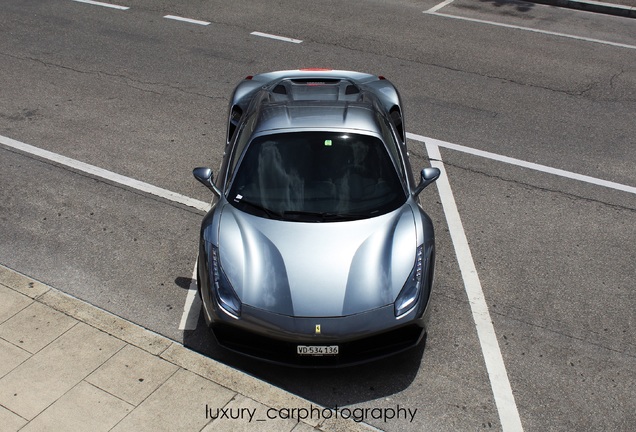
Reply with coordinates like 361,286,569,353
182,314,425,406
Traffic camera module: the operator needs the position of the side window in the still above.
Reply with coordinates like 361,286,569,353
227,113,257,180
376,113,407,181
227,106,243,144
390,109,405,143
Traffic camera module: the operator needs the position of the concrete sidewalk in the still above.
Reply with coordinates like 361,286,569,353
0,265,373,432
530,0,636,17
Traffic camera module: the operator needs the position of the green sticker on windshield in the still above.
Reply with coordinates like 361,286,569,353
324,140,332,146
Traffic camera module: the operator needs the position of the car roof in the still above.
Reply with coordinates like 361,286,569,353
247,78,387,136
253,101,383,135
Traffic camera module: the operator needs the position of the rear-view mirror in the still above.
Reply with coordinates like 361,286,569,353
193,167,221,197
413,167,440,196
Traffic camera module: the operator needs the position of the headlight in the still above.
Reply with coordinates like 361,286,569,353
394,245,424,317
210,245,242,318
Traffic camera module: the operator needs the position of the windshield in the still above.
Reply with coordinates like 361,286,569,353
228,132,406,221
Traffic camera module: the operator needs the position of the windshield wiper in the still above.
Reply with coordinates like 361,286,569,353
282,210,363,222
234,199,283,219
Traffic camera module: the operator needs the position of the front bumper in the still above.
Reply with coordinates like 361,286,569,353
204,297,430,367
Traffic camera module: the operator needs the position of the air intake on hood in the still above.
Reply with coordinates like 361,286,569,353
269,79,363,103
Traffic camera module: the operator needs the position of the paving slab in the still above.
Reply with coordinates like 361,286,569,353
111,368,236,432
292,421,326,432
20,381,133,432
0,338,31,378
0,322,124,420
87,344,179,406
201,394,298,432
0,285,32,323
160,342,325,428
0,405,27,432
0,301,76,354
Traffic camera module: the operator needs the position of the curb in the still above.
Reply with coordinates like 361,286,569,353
530,0,636,18
0,264,377,432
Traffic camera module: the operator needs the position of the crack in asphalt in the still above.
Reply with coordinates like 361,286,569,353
407,144,635,212
428,157,636,213
577,69,636,102
489,306,636,359
3,12,630,104
434,290,636,358
98,6,599,99
279,33,612,99
421,62,598,97
0,51,227,102
609,69,625,89
0,144,207,216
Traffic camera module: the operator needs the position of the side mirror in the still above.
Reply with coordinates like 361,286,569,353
413,167,440,196
193,167,221,197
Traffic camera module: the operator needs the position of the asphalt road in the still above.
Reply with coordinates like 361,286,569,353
1,0,635,430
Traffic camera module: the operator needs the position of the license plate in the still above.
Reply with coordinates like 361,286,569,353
297,345,339,356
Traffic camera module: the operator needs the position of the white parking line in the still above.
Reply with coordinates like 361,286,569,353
425,0,455,14
4,131,633,348
250,32,303,44
408,133,636,195
0,135,211,212
426,142,524,432
424,10,636,50
71,0,129,10
178,260,201,330
163,15,211,26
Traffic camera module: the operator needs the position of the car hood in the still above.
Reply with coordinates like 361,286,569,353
217,204,417,317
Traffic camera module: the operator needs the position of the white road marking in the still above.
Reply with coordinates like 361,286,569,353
426,141,524,432
178,259,202,330
71,0,129,10
423,11,636,50
0,135,211,212
4,131,633,345
163,15,211,26
408,133,636,195
425,0,455,14
250,31,303,44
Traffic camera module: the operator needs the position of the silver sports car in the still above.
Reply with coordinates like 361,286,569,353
194,69,440,366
